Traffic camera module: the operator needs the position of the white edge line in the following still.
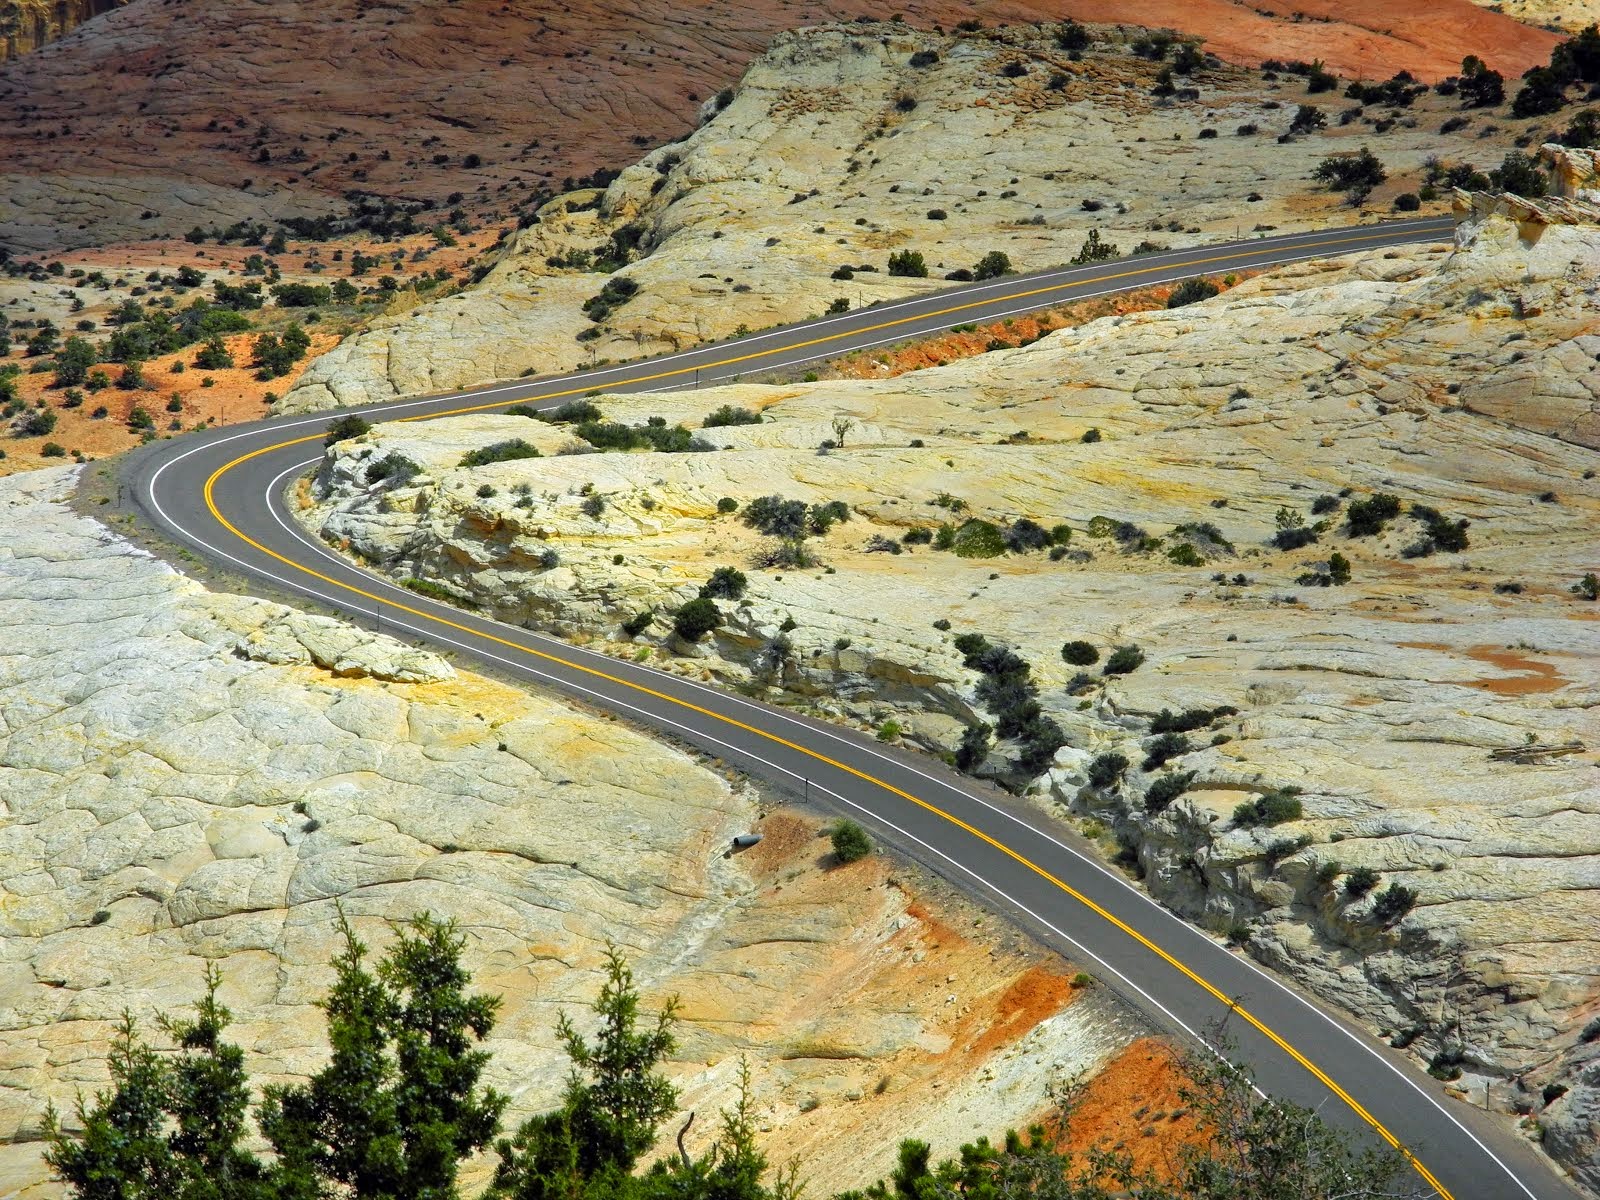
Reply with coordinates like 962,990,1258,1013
138,216,1540,1198
255,452,1540,1200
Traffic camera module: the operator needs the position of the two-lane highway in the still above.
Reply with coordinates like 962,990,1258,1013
126,217,1579,1200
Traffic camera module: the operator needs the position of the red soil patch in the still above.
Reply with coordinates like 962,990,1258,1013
1463,645,1570,696
0,331,336,476
1399,640,1571,696
740,809,825,873
1048,0,1558,80
963,966,1079,1058
824,275,1254,380
1050,1037,1201,1181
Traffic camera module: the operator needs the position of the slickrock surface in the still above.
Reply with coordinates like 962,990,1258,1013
1464,0,1595,32
282,21,1500,413
0,468,1138,1196
304,199,1600,1184
0,1,1554,250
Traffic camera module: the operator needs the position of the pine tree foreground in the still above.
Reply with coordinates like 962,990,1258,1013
44,913,1421,1200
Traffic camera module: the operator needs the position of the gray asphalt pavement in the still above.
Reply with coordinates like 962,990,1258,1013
125,217,1582,1200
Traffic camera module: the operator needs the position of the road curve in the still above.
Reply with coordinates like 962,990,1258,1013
125,217,1576,1200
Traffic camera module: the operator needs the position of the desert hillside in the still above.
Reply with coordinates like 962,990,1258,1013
0,0,1557,251
302,184,1600,1188
282,18,1522,412
0,466,1163,1196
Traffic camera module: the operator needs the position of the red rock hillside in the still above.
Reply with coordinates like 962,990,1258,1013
0,0,1559,250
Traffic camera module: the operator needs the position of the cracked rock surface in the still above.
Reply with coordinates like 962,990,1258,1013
305,202,1600,1188
0,468,1134,1196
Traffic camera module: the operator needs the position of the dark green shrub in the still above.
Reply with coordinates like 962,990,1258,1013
742,495,810,539
1489,151,1548,198
1458,55,1505,107
1346,492,1401,536
955,723,993,773
703,405,762,428
1289,104,1326,134
18,408,57,437
1343,866,1380,896
700,566,748,600
1150,706,1234,733
621,609,654,637
1314,148,1386,195
52,335,96,387
1142,733,1192,772
972,251,1012,280
1403,504,1470,556
1563,108,1600,148
251,324,311,379
1081,427,1102,443
574,421,643,451
950,518,1007,558
271,282,332,307
1003,518,1052,553
672,597,721,641
1394,192,1421,212
716,496,739,514
581,275,640,322
1167,278,1219,308
1061,640,1099,666
1372,883,1417,924
1511,67,1567,118
194,335,234,370
459,438,541,467
536,399,603,424
1070,230,1118,265
1233,790,1304,827
1103,645,1144,675
365,452,419,484
1145,771,1197,813
831,819,873,864
403,577,475,606
887,250,928,278
1272,525,1318,551
1087,752,1129,789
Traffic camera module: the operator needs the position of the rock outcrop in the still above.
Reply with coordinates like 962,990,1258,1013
302,199,1600,1185
0,467,1141,1196
284,21,1489,412
1542,143,1600,204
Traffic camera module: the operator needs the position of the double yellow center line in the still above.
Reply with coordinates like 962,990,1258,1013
202,224,1456,1199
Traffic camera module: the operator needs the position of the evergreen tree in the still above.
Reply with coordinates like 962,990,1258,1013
261,911,506,1200
491,946,681,1200
53,335,97,388
44,1014,183,1200
159,967,271,1200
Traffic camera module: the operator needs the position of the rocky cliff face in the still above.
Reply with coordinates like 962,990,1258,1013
0,0,121,61
0,468,1143,1196
283,20,1489,413
302,199,1600,1187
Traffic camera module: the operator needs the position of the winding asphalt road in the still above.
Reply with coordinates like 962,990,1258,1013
124,216,1580,1200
